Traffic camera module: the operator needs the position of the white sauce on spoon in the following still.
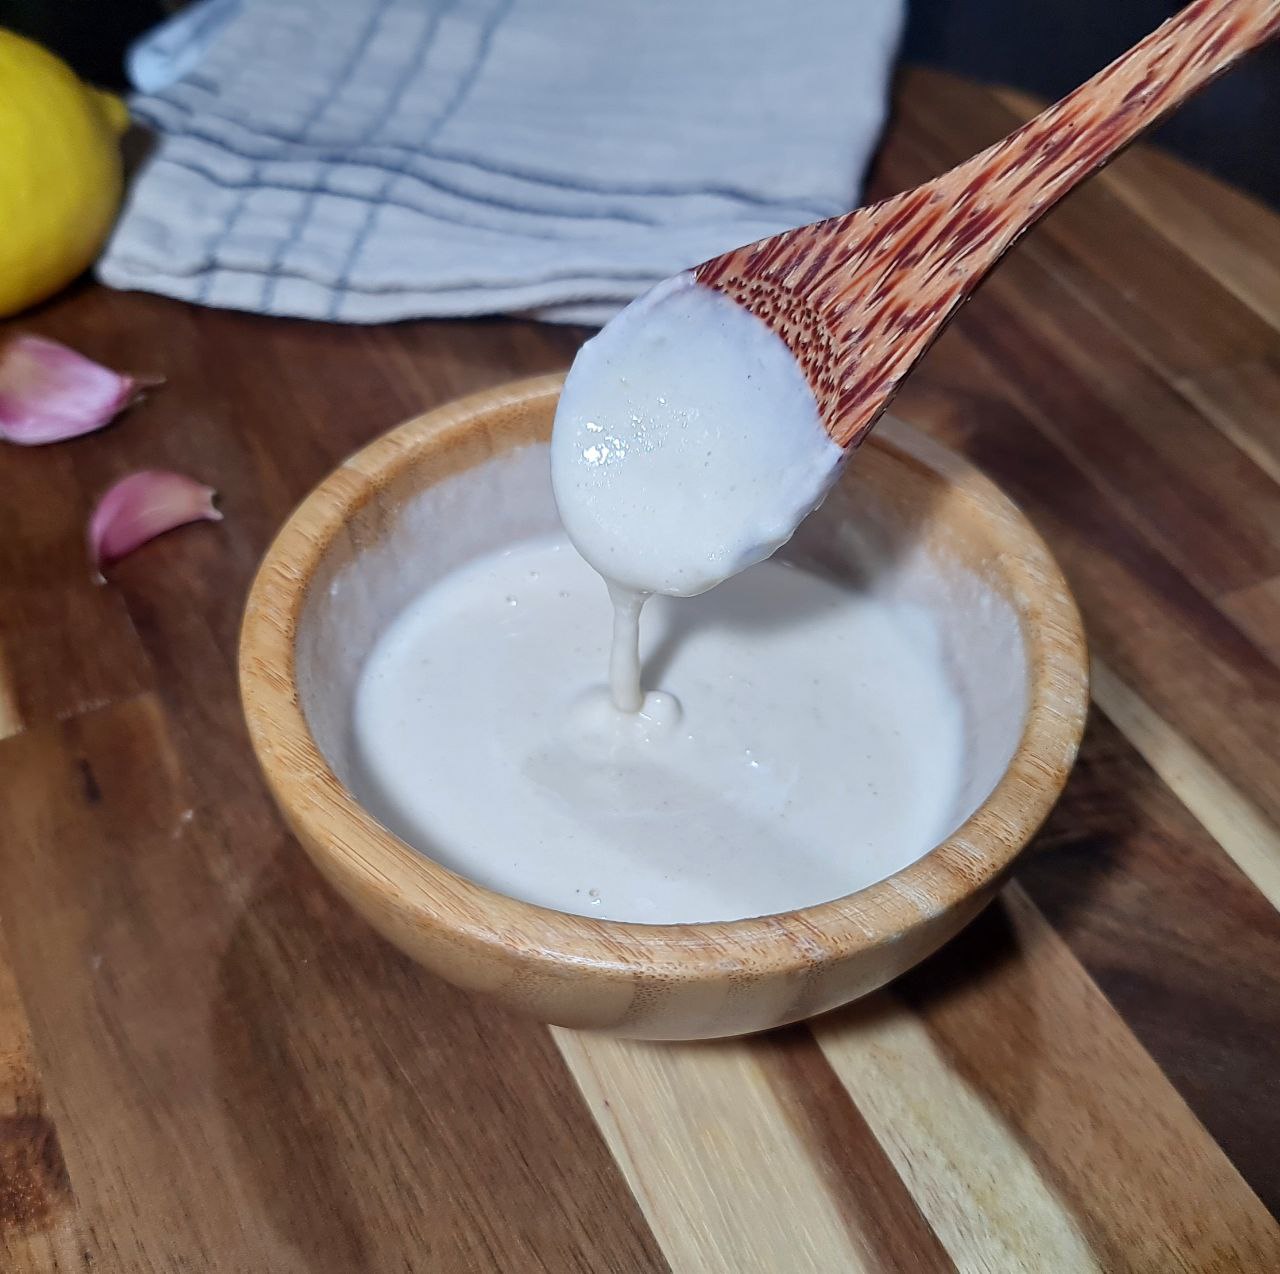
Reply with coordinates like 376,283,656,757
552,272,843,710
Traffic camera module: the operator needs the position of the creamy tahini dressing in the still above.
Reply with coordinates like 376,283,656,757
353,536,965,923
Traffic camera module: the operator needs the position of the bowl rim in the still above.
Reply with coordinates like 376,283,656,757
239,373,1088,979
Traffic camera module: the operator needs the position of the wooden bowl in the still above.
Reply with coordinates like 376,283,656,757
240,374,1087,1040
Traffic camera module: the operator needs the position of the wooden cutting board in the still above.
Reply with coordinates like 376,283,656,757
1,69,1278,1272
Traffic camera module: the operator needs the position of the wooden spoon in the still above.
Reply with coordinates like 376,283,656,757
696,0,1280,449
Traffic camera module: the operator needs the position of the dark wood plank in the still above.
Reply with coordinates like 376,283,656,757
0,580,154,734
893,69,1279,376
1019,711,1280,1216
0,697,666,1273
955,254,1280,597
871,117,1280,601
761,1029,957,1274
994,84,1280,333
894,324,1280,827
1178,355,1280,490
892,889,1280,1271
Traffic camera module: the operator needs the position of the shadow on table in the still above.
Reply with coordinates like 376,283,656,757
790,710,1124,1129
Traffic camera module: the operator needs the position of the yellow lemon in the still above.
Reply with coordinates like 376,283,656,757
0,30,129,316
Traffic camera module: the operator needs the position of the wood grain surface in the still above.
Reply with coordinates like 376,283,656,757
0,68,1277,1271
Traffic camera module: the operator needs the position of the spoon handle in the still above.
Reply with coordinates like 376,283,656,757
698,0,1280,448
947,0,1280,242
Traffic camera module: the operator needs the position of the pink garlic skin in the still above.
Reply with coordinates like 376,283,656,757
89,471,222,579
0,335,161,445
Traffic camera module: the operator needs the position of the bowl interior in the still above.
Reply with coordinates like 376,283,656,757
294,404,1032,912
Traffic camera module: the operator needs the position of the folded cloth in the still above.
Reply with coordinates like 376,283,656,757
99,0,904,325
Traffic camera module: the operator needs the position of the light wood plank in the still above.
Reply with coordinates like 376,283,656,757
1221,575,1280,669
0,665,20,740
1176,357,1280,491
1091,657,1280,910
830,887,1280,1271
814,996,1100,1273
553,1029,878,1274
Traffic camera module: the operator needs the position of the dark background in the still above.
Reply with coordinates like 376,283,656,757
904,0,1280,206
4,0,1278,207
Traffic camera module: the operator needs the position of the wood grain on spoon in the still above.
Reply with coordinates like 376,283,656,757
697,0,1280,448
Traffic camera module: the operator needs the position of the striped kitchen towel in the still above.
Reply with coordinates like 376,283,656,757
99,0,904,325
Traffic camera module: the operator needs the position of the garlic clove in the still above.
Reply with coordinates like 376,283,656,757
89,470,222,579
0,334,162,446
